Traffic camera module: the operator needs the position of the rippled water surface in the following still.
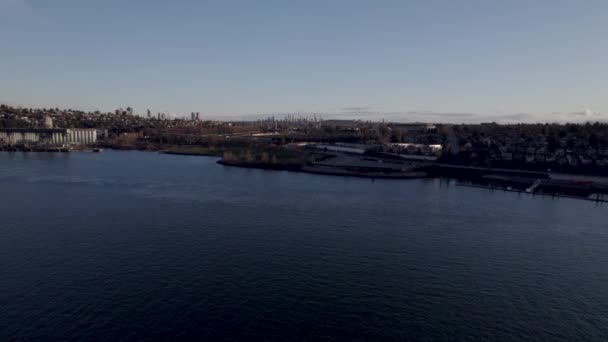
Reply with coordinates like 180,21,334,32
1,151,607,341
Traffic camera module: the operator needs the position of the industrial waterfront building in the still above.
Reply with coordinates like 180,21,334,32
0,128,97,146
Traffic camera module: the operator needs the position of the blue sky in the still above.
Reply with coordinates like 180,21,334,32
1,0,607,122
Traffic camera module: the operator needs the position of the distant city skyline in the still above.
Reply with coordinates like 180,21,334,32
1,0,607,123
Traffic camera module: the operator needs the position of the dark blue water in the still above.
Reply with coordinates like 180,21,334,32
1,151,607,341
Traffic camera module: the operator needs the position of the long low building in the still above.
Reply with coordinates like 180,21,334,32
0,128,97,145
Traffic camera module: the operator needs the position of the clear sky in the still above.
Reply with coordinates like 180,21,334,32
1,0,607,123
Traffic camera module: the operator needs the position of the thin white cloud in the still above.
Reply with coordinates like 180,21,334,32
572,108,602,117
559,109,606,123
339,106,372,112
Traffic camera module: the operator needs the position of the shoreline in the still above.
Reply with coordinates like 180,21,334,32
3,147,608,181
3,148,608,201
457,183,608,203
217,159,428,179
161,150,222,157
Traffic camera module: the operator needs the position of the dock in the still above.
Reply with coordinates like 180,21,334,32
457,182,608,203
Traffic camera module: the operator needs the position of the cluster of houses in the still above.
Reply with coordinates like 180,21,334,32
453,125,608,170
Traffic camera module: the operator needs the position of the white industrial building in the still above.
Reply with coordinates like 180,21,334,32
0,128,97,145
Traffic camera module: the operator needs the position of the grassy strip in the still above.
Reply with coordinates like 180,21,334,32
166,145,332,166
